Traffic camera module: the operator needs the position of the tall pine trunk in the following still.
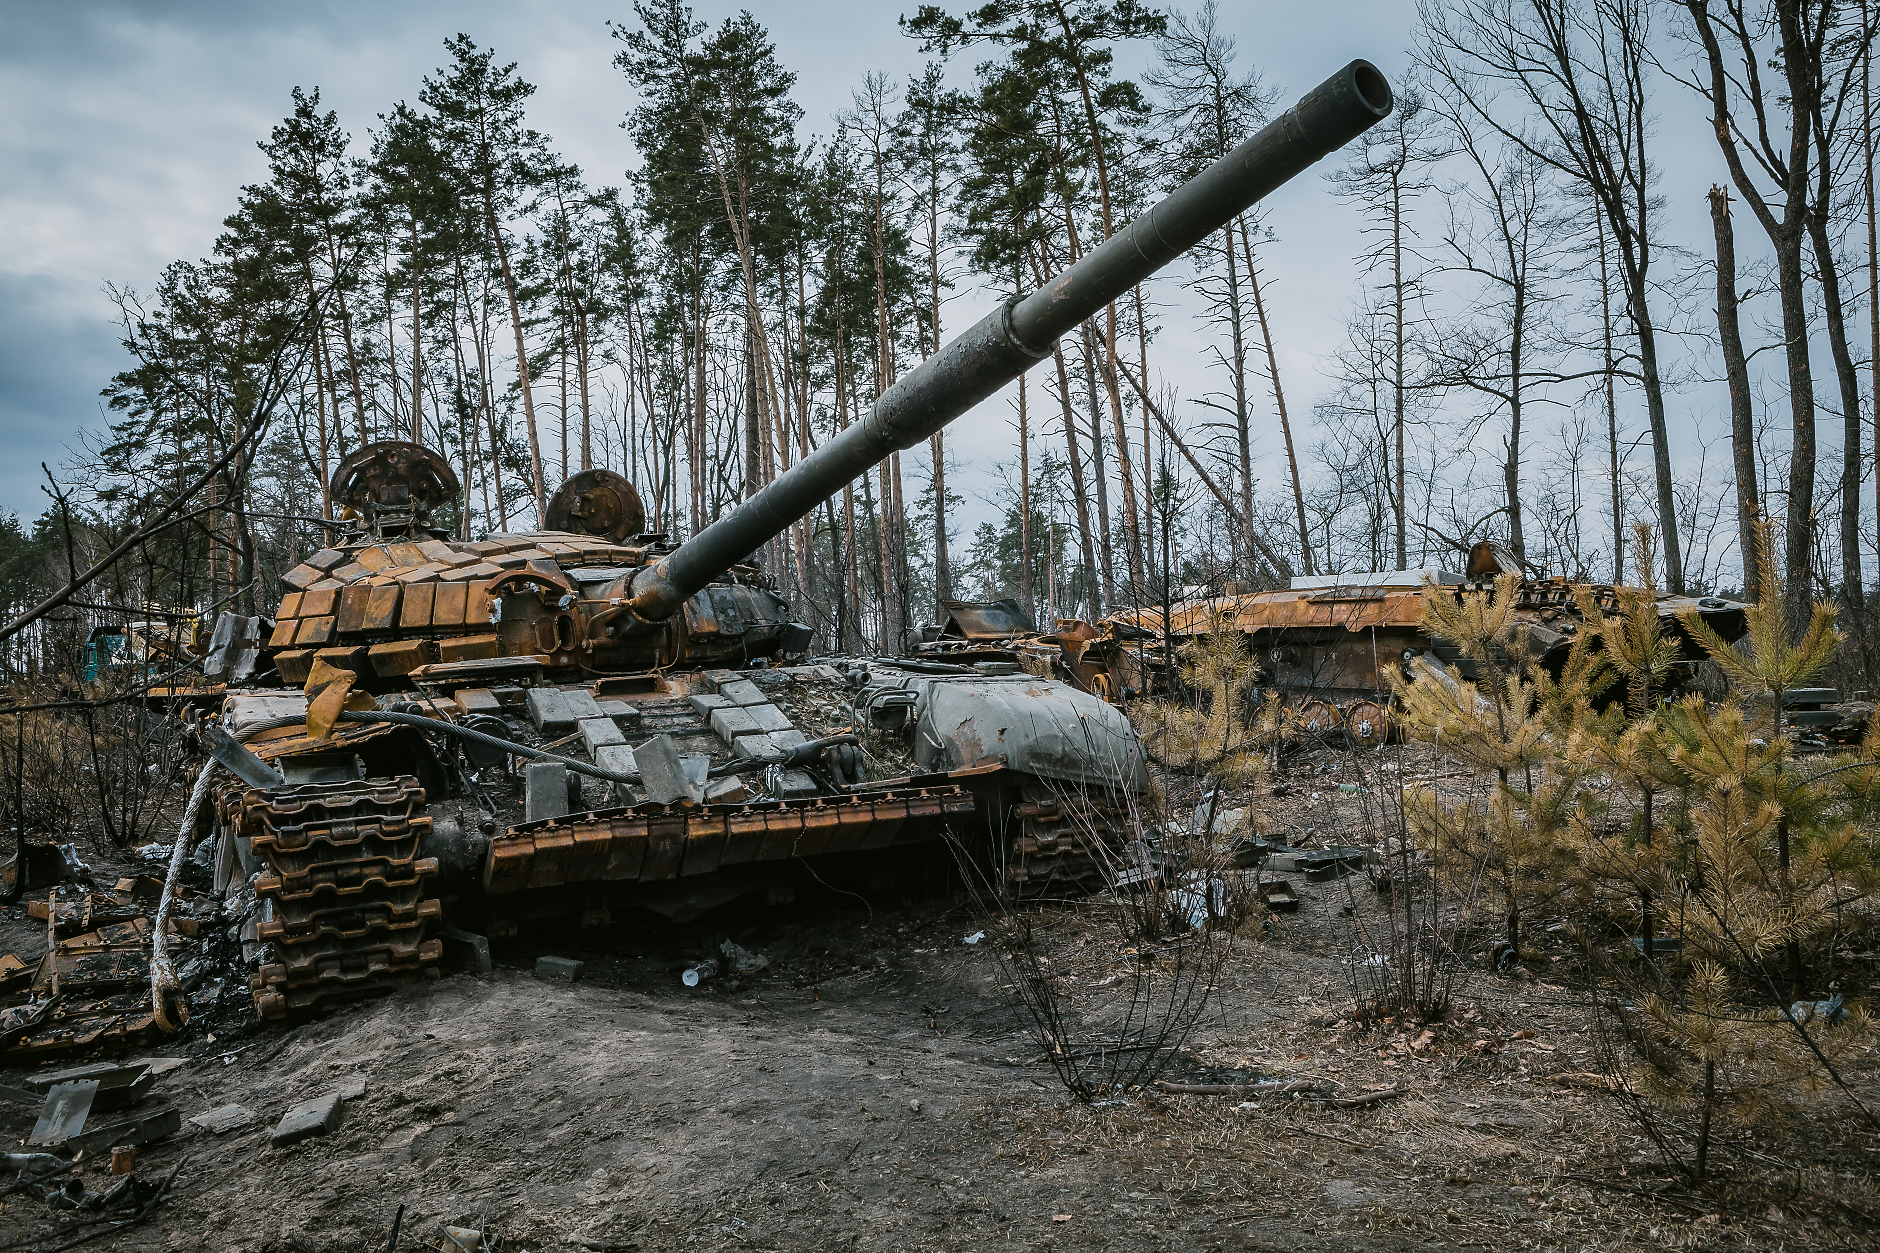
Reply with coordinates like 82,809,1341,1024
486,198,546,524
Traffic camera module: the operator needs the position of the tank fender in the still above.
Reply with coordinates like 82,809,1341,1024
910,676,1149,793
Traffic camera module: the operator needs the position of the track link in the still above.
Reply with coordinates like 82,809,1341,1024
231,776,442,1019
1006,780,1137,899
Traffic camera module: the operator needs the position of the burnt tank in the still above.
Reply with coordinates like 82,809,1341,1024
997,540,1751,745
196,61,1396,1020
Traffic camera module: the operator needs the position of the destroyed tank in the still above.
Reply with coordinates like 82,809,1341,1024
962,540,1750,746
192,60,1396,1020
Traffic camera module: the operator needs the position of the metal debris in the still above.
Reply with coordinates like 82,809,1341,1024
28,1081,99,1147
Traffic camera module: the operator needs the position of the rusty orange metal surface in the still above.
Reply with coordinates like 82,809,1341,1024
482,784,979,895
1116,587,1429,637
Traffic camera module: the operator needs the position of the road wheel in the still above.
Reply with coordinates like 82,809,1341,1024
1344,699,1393,748
1293,698,1341,736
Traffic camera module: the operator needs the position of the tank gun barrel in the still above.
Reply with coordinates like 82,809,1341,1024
628,60,1394,623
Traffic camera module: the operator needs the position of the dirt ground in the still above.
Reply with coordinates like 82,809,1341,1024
4,744,1878,1253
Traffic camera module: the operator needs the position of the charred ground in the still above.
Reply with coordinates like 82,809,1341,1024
4,739,1875,1253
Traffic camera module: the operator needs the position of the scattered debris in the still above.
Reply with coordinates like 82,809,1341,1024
1790,993,1847,1025
271,1091,345,1147
1260,879,1299,912
438,1223,489,1252
28,1080,99,1146
719,939,769,975
64,1105,181,1157
22,1060,155,1111
1295,847,1368,881
1154,1078,1323,1098
535,956,584,982
438,926,493,975
682,958,720,988
963,931,985,946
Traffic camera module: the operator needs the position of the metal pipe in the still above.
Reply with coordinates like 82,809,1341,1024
627,60,1393,622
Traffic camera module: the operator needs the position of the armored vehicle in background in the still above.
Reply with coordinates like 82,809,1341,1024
936,541,1751,746
193,60,1396,1019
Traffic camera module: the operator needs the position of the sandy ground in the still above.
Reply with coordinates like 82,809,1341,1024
4,746,1877,1253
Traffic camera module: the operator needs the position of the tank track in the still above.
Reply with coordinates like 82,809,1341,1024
230,776,442,1019
1006,779,1136,899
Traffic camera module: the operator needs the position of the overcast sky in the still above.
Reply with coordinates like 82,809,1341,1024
0,0,1763,572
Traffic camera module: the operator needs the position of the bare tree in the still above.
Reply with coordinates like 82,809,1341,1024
1423,118,1576,567
1146,3,1295,572
1420,0,1688,590
1709,185,1763,594
1330,82,1444,571
1674,0,1833,623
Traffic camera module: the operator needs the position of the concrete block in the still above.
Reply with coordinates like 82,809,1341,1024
524,761,571,823
701,669,738,692
732,732,779,760
745,702,794,733
436,926,492,975
525,688,576,736
456,688,502,716
270,1092,343,1147
771,728,809,749
705,775,748,804
716,678,766,707
682,755,711,791
190,1104,257,1134
578,717,626,754
777,769,819,799
596,700,642,732
563,689,605,722
687,692,732,719
637,734,702,805
535,955,584,981
709,704,763,742
593,743,638,777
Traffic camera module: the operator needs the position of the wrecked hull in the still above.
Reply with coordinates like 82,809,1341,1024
928,571,1751,740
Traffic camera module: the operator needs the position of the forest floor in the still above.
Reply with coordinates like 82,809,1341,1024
2,741,1877,1253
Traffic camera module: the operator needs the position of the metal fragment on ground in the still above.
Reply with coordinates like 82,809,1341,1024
63,1106,181,1157
28,1080,99,1146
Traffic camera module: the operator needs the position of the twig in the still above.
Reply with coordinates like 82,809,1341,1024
1154,1079,1323,1097
1278,1124,1372,1148
1321,1088,1407,1108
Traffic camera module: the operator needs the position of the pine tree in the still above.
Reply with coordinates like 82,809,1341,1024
422,36,553,522
1395,574,1614,952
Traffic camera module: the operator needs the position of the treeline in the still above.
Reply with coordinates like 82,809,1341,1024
8,0,1880,669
